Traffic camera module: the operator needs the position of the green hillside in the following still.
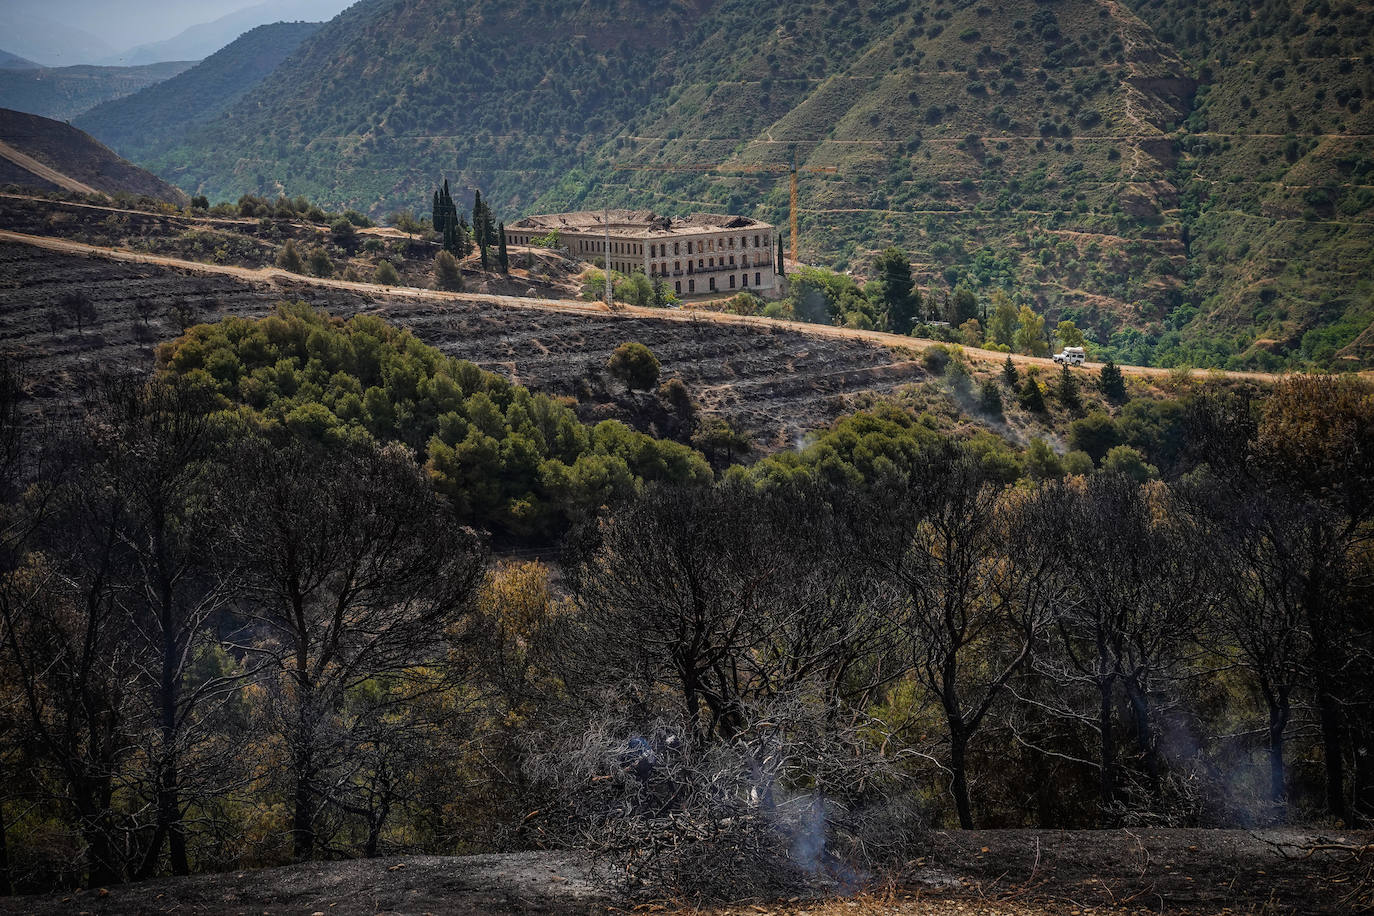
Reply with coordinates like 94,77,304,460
76,22,324,166
0,60,193,121
144,0,1374,370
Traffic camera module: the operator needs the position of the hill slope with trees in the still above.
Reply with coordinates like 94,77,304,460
108,0,1374,370
0,60,191,121
76,22,324,167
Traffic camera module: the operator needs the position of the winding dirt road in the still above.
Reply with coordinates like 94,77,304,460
0,228,1280,382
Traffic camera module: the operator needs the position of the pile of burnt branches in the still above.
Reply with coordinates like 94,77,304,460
523,695,925,903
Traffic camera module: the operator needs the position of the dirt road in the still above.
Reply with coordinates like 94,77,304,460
0,143,100,196
0,228,1279,383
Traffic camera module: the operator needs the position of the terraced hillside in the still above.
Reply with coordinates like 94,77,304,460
0,240,932,449
130,0,1374,371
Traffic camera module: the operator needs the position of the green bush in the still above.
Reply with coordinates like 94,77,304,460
606,342,661,391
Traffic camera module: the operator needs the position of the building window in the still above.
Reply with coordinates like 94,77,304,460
729,275,735,289
688,279,695,293
709,277,716,291
742,273,748,287
754,234,760,247
687,241,693,254
674,242,680,255
674,260,680,272
675,281,681,294
729,255,735,266
650,244,656,257
755,272,761,286
699,259,704,268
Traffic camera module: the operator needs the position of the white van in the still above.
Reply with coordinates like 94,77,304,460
1053,346,1086,366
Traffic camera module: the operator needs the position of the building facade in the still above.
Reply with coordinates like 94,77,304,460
504,210,780,298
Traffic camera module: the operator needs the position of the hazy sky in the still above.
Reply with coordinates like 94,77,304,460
5,0,356,64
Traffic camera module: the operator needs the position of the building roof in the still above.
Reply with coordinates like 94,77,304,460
508,210,771,238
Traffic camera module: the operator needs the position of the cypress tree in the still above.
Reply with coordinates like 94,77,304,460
457,216,472,257
497,222,509,272
472,191,486,249
776,236,785,276
432,190,441,233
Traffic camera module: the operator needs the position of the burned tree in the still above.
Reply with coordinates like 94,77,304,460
863,445,1063,829
220,436,485,861
1042,473,1212,823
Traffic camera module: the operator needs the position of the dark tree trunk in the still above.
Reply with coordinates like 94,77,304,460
292,757,315,862
1315,675,1348,823
1124,679,1161,803
1098,677,1117,825
1266,689,1291,823
949,730,973,829
0,801,11,896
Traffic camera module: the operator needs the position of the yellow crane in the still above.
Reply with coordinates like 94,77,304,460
613,154,838,265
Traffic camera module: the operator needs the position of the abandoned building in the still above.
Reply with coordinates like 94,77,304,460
504,210,780,297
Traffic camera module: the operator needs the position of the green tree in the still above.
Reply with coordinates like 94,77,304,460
374,260,400,286
691,417,752,469
1001,354,1019,387
1068,411,1122,463
606,342,661,390
1019,374,1046,412
1056,319,1086,349
497,222,509,273
1099,359,1127,402
331,218,356,245
434,250,463,291
1057,365,1081,409
1101,444,1157,481
1024,436,1064,478
949,284,979,326
986,291,1019,348
276,239,304,273
873,247,919,334
308,248,333,278
959,318,983,346
1014,305,1049,356
978,378,1002,415
776,235,785,276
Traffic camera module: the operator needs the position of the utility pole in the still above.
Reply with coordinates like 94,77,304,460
604,207,612,308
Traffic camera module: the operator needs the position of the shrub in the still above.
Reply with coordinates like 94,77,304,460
331,219,356,244
434,250,463,291
922,344,953,374
373,260,400,286
276,239,304,273
607,342,661,391
308,248,333,278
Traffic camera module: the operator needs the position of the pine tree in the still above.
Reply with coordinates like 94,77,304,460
1019,375,1046,412
1057,365,1081,409
497,222,509,273
1099,359,1127,402
1002,354,1019,387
